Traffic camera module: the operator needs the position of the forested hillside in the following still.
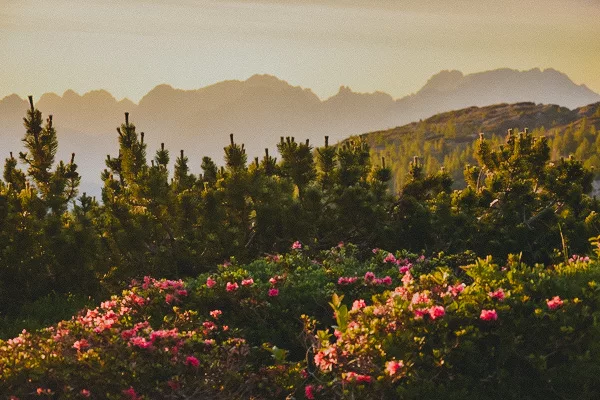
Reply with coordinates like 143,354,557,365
362,101,600,191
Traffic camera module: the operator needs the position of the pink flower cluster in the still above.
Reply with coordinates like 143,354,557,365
123,387,140,400
141,277,187,304
385,360,404,376
77,307,119,333
414,305,446,320
185,355,200,368
343,371,372,384
337,276,359,285
382,252,414,273
547,296,563,310
488,288,505,301
480,309,498,321
569,254,590,263
428,305,446,320
241,278,254,286
445,283,465,297
363,271,392,286
352,299,367,311
72,339,89,351
314,346,338,371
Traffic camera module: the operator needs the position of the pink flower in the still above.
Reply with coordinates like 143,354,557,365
480,309,498,321
165,294,176,304
352,299,367,311
80,389,91,397
177,289,188,297
338,276,358,285
142,276,152,289
314,347,338,371
241,278,254,286
268,288,279,297
292,241,302,250
399,265,412,274
226,282,239,292
428,305,445,320
130,336,152,349
385,360,404,376
446,283,465,297
547,296,564,310
210,309,223,319
372,248,379,253
402,271,413,286
384,253,396,263
305,385,316,399
149,329,178,342
364,271,375,282
488,288,505,301
382,276,393,285
73,339,89,351
343,372,371,383
123,387,139,400
202,321,217,331
269,277,278,285
411,292,429,305
206,277,216,288
185,355,200,368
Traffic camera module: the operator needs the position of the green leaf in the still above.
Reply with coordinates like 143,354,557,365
336,304,349,332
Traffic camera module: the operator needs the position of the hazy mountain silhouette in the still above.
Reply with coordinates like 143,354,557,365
1,68,598,196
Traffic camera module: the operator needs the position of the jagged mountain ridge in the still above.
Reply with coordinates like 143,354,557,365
0,68,598,196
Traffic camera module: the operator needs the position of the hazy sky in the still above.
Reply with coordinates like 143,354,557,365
1,0,599,102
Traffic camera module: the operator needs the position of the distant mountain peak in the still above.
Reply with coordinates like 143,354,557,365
245,74,291,89
419,70,464,93
1,93,26,104
62,89,80,100
82,89,116,101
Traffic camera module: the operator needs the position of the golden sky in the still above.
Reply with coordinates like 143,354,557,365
1,0,599,102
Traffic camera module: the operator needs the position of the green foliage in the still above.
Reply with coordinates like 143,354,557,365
0,98,100,323
3,246,600,398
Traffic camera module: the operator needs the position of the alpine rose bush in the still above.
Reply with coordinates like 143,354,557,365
305,254,600,399
3,246,600,399
0,277,296,398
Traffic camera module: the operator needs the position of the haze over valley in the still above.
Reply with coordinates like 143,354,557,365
2,67,598,196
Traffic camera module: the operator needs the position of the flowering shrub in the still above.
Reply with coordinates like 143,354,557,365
307,254,600,399
3,246,600,398
0,276,300,398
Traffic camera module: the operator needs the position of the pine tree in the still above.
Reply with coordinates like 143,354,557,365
277,136,316,196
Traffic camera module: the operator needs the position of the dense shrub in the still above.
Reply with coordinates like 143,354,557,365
3,244,600,398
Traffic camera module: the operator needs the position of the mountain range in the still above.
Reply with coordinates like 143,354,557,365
1,68,599,196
